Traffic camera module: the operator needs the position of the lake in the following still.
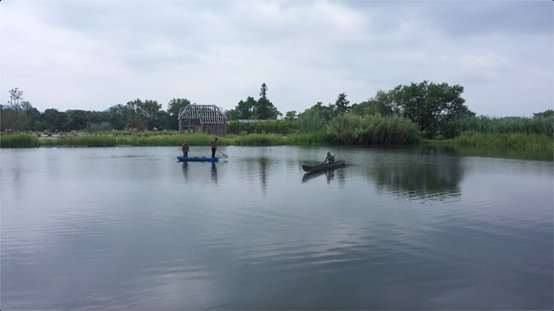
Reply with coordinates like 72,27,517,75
1,145,552,310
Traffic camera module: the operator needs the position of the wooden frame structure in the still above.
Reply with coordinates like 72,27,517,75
178,104,228,135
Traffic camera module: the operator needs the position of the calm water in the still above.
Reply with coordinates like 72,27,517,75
1,146,552,310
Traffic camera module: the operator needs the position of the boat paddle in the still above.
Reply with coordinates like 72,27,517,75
218,149,228,158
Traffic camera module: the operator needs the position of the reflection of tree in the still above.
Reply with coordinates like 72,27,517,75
369,147,463,199
258,157,269,194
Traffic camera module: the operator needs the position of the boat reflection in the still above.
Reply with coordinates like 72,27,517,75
302,168,337,183
181,161,219,184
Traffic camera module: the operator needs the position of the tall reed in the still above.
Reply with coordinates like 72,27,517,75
0,133,40,148
453,132,553,150
441,115,554,138
328,114,421,145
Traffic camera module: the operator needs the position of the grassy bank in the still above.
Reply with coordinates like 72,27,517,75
0,133,41,147
452,132,553,150
2,131,552,160
424,132,553,161
0,132,334,148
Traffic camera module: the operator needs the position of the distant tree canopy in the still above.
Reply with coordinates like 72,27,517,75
533,109,554,119
1,88,42,131
8,82,550,141
166,98,191,130
225,96,257,120
386,81,475,138
350,90,394,116
124,99,164,130
334,93,350,115
226,83,281,120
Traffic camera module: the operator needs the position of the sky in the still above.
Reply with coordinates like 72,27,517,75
0,0,552,117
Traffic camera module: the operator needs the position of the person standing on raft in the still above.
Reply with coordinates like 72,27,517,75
209,137,218,158
182,139,190,157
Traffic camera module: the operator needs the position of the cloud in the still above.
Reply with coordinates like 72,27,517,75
0,0,552,116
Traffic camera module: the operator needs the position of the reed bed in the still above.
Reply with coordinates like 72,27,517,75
228,120,297,135
0,133,40,148
328,114,421,145
453,132,553,150
0,132,332,148
442,116,554,138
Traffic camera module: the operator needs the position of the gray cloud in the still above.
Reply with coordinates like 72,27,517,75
0,0,551,116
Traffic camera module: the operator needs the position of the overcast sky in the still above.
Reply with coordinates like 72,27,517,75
1,0,552,117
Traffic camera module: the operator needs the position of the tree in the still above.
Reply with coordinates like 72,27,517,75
296,102,337,132
43,108,66,132
350,90,394,116
24,104,43,131
299,102,336,122
260,83,268,99
334,93,350,115
254,83,281,120
3,88,41,131
65,110,91,131
389,81,474,138
226,96,257,120
124,99,162,130
107,104,126,130
167,98,191,129
533,109,554,119
284,110,297,120
8,88,24,111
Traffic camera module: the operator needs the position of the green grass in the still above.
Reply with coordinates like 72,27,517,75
425,132,553,161
0,133,40,148
453,132,553,150
328,114,421,145
0,132,333,148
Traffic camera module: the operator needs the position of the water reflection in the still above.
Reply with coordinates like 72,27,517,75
368,147,463,199
258,157,270,194
2,146,552,310
302,168,336,184
211,162,218,184
181,162,189,180
180,161,218,184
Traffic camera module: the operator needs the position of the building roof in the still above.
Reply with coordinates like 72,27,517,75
178,104,227,124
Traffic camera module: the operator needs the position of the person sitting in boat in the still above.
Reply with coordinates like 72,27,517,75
182,139,190,157
324,151,335,163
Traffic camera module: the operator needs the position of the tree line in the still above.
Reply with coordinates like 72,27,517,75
2,82,552,140
1,89,192,133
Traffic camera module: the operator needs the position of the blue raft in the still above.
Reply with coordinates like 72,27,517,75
177,156,219,162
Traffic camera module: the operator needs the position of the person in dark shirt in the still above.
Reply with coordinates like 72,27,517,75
182,139,190,157
324,151,335,163
210,137,218,158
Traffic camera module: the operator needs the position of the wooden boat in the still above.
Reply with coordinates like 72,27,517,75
302,160,345,173
177,156,219,162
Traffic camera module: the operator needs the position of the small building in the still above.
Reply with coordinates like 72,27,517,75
178,104,228,135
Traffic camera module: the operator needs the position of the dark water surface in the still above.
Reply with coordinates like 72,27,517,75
1,146,552,310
